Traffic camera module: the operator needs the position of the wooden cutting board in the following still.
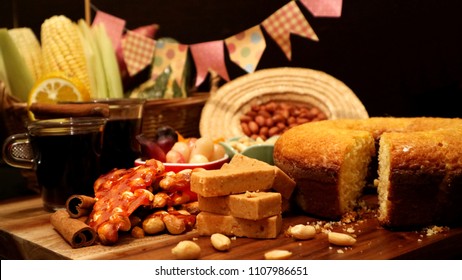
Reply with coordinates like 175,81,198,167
1,194,461,260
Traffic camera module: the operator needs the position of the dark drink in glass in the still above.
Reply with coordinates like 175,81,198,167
2,117,106,212
96,99,145,173
31,131,103,211
100,118,142,173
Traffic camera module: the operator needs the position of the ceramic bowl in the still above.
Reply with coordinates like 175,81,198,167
134,154,229,173
219,136,278,165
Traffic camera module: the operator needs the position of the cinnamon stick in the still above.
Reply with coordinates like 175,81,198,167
50,210,96,248
66,195,96,218
29,103,110,119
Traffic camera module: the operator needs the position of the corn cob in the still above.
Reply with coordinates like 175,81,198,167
8,28,43,81
41,15,92,96
0,28,35,102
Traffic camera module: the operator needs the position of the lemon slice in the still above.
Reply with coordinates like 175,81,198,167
28,72,91,106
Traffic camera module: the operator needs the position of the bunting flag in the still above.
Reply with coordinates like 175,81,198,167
262,1,319,60
151,40,189,84
225,25,266,73
190,41,230,87
121,31,156,76
300,0,343,17
92,10,126,50
90,0,342,88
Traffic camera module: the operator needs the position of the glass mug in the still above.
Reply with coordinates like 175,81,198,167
2,117,107,212
93,98,145,173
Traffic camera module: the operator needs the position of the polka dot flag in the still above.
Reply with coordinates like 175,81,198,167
225,25,266,73
151,40,189,84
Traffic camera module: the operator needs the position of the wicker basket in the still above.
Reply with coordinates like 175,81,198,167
199,67,369,139
141,92,210,139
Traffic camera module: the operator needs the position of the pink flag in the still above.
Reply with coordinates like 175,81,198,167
92,10,126,50
190,41,230,87
122,31,156,76
262,1,318,60
300,0,343,17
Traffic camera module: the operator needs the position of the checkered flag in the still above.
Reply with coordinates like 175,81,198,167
262,1,319,60
121,30,156,76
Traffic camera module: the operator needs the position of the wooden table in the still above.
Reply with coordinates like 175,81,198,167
1,194,461,260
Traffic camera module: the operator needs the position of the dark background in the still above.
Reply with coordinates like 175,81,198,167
1,0,462,118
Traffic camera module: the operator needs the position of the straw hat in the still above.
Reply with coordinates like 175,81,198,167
200,67,368,139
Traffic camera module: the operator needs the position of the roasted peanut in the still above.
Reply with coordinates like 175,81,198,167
152,192,169,208
297,117,309,124
272,114,285,123
240,101,327,138
240,115,252,122
328,232,357,246
264,249,292,260
142,215,165,235
257,109,271,118
210,233,231,251
259,126,269,139
163,214,186,235
255,115,266,127
248,121,259,134
131,226,145,238
287,224,316,240
171,240,201,260
180,201,200,215
268,126,280,137
241,122,251,136
265,117,274,127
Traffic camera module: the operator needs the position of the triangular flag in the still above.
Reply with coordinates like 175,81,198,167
190,41,230,87
225,25,266,73
121,31,156,76
262,1,319,60
300,0,343,17
151,40,188,84
92,10,126,50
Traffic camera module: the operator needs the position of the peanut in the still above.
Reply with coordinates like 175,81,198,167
248,121,259,134
171,240,201,260
287,224,316,240
163,214,186,235
142,215,165,235
241,122,251,136
240,101,327,139
264,249,292,260
131,226,145,238
210,233,231,251
255,115,266,127
328,232,357,246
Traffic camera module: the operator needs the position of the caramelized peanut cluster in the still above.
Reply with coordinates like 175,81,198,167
88,160,200,245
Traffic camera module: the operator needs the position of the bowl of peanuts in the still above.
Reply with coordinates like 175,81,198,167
220,135,279,165
199,67,369,140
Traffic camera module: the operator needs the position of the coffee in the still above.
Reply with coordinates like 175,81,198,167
94,99,145,173
2,117,106,212
31,132,103,211
100,118,142,173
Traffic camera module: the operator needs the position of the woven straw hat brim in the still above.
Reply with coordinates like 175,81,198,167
200,67,368,139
